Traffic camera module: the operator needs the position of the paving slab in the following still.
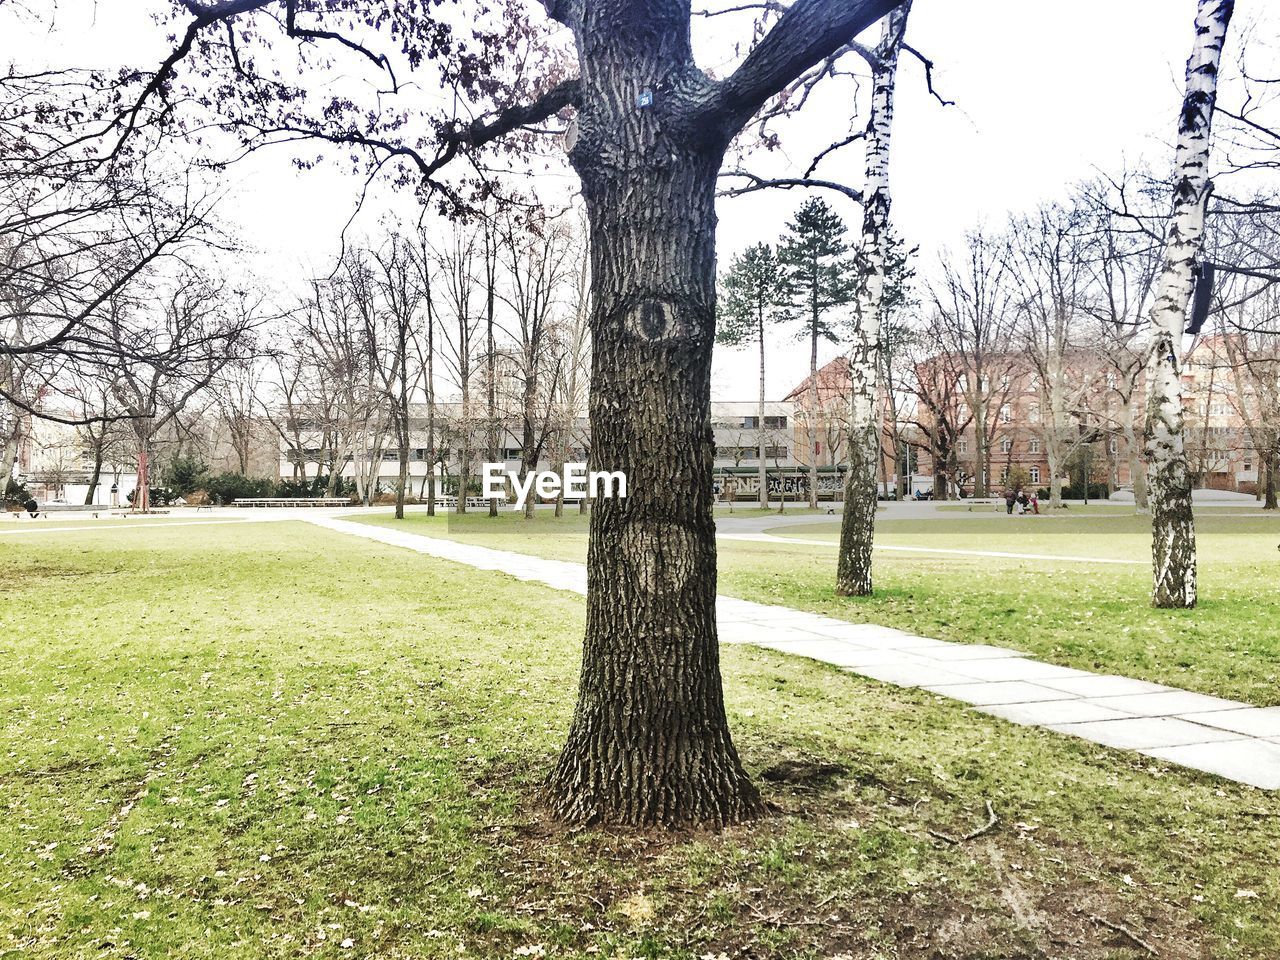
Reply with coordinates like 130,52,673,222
1087,690,1252,718
924,680,1081,707
752,638,888,669
929,658,1093,684
1143,740,1280,790
1047,717,1246,750
849,662,982,689
1036,675,1174,698
906,643,1028,662
977,700,1135,726
1187,708,1280,738
719,625,833,646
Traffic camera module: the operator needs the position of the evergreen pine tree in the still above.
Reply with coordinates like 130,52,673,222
778,198,857,508
718,243,789,510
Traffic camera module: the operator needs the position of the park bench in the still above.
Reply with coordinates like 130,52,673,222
433,495,489,509
233,497,352,508
963,499,1001,512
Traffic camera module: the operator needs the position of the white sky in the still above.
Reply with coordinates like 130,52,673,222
7,0,1279,401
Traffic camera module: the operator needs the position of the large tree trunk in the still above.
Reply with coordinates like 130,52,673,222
1144,0,1233,609
544,61,760,828
837,2,908,597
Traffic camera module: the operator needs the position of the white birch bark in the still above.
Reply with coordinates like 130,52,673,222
837,0,910,596
1143,0,1233,608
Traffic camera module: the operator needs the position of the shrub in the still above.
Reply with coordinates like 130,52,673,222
162,454,211,496
273,474,354,498
203,472,274,505
1003,466,1032,493
126,487,176,507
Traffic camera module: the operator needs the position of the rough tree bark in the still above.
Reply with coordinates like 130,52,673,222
837,2,909,597
542,76,762,826
542,0,899,825
1143,0,1233,609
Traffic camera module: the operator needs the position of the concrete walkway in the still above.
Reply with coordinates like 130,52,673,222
305,516,1280,791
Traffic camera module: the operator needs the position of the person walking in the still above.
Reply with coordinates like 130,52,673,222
1004,488,1016,515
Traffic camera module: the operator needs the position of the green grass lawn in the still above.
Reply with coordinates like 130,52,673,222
356,509,1280,706
3,519,1280,958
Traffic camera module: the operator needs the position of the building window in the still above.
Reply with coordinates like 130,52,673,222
1030,466,1041,484
765,445,788,459
741,416,758,429
1000,438,1013,453
764,415,788,429
1029,439,1040,454
1108,438,1118,454
957,439,969,454
1000,404,1012,423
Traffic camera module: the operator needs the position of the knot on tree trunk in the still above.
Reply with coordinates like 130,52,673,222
621,520,696,597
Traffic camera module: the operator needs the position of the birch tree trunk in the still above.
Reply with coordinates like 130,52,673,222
1143,0,1233,609
837,2,908,596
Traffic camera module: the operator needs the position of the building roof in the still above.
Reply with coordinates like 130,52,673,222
784,357,850,404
